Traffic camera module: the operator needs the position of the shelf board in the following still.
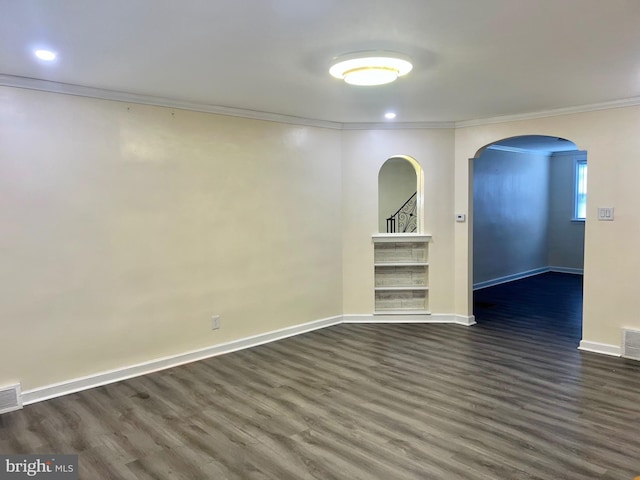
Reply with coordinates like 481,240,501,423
375,286,429,291
371,234,432,243
374,262,429,267
374,310,431,315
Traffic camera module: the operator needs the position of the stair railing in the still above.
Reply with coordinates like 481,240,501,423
386,192,417,233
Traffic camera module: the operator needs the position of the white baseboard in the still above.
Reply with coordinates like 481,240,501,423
342,314,376,323
449,314,477,326
578,340,621,357
12,309,527,408
344,314,432,323
21,315,342,406
473,267,549,290
549,266,584,275
343,313,476,325
474,266,584,291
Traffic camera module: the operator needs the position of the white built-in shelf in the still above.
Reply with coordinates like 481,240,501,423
374,262,429,267
373,234,430,314
371,233,432,243
374,310,431,315
375,286,429,291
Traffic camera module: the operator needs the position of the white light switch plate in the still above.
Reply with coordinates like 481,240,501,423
597,207,614,221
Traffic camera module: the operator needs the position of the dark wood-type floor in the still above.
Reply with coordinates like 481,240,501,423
2,273,640,479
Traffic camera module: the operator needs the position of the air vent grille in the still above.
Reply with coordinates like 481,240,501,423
622,328,640,361
0,384,22,414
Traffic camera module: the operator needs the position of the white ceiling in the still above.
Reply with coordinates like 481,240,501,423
2,0,640,124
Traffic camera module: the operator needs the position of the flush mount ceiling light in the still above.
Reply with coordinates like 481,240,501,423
34,49,56,61
329,51,413,86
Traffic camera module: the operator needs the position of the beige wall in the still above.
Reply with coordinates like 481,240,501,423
341,128,455,315
3,84,638,394
454,106,640,346
0,87,343,390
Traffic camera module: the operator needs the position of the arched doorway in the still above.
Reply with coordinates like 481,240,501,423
471,135,586,344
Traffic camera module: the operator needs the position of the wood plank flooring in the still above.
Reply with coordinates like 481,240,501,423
2,272,640,479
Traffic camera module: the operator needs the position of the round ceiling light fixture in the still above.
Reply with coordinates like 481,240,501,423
329,51,413,86
34,49,57,61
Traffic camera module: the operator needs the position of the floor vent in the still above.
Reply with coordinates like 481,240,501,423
622,328,640,361
0,384,22,414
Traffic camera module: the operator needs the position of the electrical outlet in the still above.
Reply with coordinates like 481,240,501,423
211,315,221,330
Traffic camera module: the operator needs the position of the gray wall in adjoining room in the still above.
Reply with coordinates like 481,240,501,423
548,151,586,271
473,148,550,285
473,148,586,287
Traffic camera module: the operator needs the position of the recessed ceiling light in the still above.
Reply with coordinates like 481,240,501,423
34,49,56,61
329,51,413,86
384,112,397,119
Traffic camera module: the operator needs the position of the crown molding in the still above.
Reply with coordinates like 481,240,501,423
3,74,640,130
485,144,539,154
455,96,640,128
0,74,343,130
485,145,584,155
341,121,454,130
549,149,587,158
0,75,453,130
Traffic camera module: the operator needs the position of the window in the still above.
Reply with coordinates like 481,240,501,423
574,159,587,220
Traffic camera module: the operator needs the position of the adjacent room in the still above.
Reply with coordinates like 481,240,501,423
473,135,586,345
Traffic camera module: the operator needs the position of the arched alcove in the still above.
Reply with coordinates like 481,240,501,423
378,155,424,233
